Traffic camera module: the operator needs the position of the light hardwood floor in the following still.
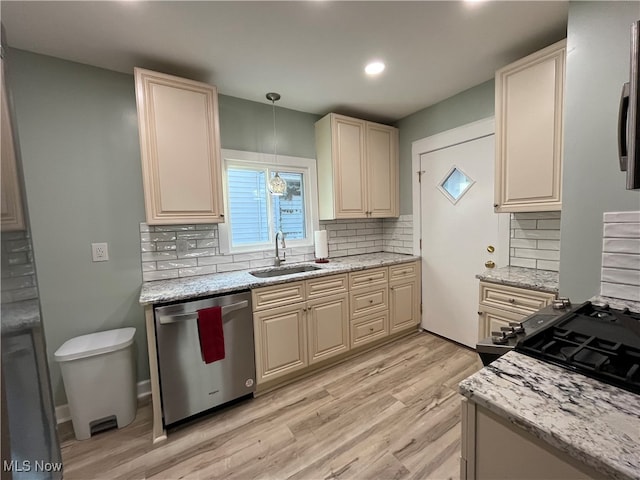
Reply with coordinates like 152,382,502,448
60,331,481,480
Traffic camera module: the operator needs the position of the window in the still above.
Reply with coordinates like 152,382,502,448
220,150,318,253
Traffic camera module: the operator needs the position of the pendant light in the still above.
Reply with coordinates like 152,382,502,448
266,92,287,196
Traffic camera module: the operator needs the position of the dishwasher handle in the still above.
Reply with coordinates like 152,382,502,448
158,300,249,325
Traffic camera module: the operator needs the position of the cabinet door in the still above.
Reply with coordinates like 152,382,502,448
477,306,524,340
253,303,307,384
134,68,224,224
389,279,420,334
332,115,367,218
307,293,349,364
1,60,25,232
367,123,399,218
495,40,565,212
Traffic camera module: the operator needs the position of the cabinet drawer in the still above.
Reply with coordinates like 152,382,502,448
389,262,418,282
306,273,348,299
350,285,388,319
350,312,389,348
479,282,555,315
349,267,388,290
478,306,525,340
252,281,306,312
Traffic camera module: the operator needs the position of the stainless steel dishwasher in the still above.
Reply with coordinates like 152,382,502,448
154,290,255,426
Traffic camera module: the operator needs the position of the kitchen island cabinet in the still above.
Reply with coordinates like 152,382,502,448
494,40,566,212
459,351,640,480
134,68,224,225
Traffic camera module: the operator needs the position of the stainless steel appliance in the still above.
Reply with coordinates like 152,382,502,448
618,19,640,190
154,290,255,426
516,301,640,395
476,304,568,366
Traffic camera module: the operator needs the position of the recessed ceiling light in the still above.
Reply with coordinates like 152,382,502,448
365,61,385,76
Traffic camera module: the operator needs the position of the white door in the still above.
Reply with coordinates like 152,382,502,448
415,119,509,348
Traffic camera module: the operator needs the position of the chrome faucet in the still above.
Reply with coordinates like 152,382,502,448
274,230,286,266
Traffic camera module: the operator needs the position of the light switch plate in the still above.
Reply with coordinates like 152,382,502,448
91,243,109,262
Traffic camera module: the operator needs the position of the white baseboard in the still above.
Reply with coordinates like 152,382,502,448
55,379,151,425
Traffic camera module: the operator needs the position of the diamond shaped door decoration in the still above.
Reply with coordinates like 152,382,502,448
437,166,475,205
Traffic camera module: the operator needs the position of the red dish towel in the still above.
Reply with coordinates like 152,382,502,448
197,306,225,364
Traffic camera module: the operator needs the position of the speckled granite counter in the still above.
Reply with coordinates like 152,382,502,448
476,266,558,293
459,351,640,480
1,299,41,334
139,253,420,305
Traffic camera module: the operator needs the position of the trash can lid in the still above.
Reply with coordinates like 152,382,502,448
54,327,136,362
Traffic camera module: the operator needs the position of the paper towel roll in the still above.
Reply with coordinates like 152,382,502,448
314,230,329,259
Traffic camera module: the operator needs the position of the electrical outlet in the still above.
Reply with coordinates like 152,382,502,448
91,242,109,262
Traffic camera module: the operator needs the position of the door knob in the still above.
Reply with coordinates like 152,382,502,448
487,245,495,253
485,260,496,268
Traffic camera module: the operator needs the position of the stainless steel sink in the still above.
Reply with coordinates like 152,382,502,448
249,265,321,278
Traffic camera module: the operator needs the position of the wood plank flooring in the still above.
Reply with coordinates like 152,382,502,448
60,331,481,480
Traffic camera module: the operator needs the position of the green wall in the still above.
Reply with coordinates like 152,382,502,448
6,48,319,406
395,79,495,214
558,2,640,301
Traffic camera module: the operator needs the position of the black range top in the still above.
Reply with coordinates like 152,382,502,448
515,301,640,395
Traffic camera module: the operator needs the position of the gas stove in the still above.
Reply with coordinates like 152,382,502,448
515,301,640,395
475,301,570,365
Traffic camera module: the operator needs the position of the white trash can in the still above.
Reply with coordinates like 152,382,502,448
54,327,137,440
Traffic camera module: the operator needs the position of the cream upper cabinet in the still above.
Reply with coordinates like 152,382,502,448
1,57,25,232
315,113,399,220
494,40,566,213
134,68,224,225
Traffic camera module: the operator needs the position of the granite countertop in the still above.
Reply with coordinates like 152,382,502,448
1,299,41,334
459,351,640,480
476,266,559,293
591,295,640,314
139,252,420,305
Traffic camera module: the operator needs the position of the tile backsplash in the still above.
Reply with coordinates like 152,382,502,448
1,230,38,304
600,211,640,302
140,214,414,282
509,212,561,272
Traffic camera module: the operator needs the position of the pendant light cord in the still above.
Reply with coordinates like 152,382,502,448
271,98,278,162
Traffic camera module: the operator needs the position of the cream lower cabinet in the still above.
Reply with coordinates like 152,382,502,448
349,267,390,348
494,40,566,212
253,303,308,384
315,113,399,220
307,293,349,365
389,263,421,334
477,281,556,339
461,399,599,479
134,68,224,224
252,274,349,385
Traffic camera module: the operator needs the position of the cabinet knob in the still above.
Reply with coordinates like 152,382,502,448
493,204,499,208
368,277,373,281
369,299,374,304
220,213,225,217
477,311,483,315
508,298,515,303
369,327,374,332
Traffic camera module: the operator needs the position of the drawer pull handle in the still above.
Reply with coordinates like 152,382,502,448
369,299,374,304
509,298,515,303
368,277,374,281
369,327,374,331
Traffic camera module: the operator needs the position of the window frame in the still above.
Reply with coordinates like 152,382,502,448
219,149,319,254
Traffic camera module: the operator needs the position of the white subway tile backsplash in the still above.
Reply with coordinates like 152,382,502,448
536,260,560,272
604,223,640,238
510,257,537,268
603,238,640,254
139,216,412,282
602,267,640,286
603,211,640,223
600,213,640,303
156,258,198,270
602,253,640,270
141,251,177,262
509,212,561,272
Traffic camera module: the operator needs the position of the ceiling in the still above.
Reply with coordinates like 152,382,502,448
0,1,568,124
